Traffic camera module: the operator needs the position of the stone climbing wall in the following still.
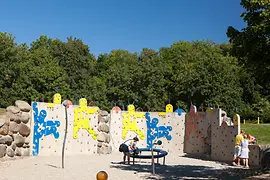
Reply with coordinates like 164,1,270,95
184,105,240,163
0,101,32,158
109,104,186,155
31,99,112,157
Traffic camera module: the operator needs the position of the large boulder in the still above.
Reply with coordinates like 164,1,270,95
20,112,30,124
6,147,14,157
6,112,21,123
97,132,110,143
0,144,7,158
0,135,13,145
0,124,9,135
13,134,25,147
21,148,30,156
11,142,16,151
97,143,112,154
19,123,30,137
6,106,20,114
100,111,109,116
24,136,31,144
0,114,9,127
15,147,21,156
0,115,9,135
9,121,20,133
97,123,110,133
98,116,109,123
15,100,31,112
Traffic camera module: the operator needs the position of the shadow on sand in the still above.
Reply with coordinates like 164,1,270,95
110,162,265,180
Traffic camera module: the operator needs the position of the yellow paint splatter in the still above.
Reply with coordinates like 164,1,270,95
122,104,145,140
158,112,166,116
73,98,99,139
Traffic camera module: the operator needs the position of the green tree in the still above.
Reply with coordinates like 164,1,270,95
227,0,270,97
160,41,243,115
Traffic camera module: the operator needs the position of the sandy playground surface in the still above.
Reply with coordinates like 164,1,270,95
0,153,268,180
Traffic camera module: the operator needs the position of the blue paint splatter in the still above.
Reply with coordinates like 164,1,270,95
175,107,185,116
146,112,172,149
32,102,60,156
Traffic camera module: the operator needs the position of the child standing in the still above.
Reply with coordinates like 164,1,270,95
240,135,250,168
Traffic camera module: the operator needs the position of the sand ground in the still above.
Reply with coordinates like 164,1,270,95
0,153,267,180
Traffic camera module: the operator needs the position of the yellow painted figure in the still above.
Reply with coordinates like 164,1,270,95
122,104,145,140
54,93,62,104
158,104,173,116
47,93,62,108
206,107,212,116
233,114,240,126
166,104,173,112
73,98,99,139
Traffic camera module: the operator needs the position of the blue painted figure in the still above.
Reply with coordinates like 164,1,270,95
32,102,60,156
146,112,172,149
174,107,185,116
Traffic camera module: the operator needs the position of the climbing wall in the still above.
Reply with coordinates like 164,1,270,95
31,102,64,156
109,104,186,155
184,105,241,162
31,97,100,156
65,105,99,155
210,109,240,162
184,106,211,155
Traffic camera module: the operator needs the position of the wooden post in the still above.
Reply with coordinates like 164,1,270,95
257,117,260,124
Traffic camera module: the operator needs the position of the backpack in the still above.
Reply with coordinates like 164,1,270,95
119,144,125,152
119,139,132,152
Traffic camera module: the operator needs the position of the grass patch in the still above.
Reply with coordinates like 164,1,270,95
0,108,5,115
241,124,270,145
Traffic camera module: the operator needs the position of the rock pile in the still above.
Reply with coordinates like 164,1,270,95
0,100,31,158
97,110,112,154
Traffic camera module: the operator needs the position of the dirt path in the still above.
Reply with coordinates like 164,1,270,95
0,153,265,180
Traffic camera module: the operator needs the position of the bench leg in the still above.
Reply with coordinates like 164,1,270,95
163,156,165,165
133,157,135,165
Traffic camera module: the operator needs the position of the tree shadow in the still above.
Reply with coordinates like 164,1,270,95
110,162,265,180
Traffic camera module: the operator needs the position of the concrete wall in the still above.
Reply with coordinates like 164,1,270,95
110,104,186,155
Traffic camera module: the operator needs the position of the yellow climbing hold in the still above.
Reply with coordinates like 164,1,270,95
166,104,173,113
73,98,99,139
122,104,145,140
53,93,62,104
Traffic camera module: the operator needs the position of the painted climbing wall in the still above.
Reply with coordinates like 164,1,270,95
109,104,186,155
184,105,240,162
31,95,101,156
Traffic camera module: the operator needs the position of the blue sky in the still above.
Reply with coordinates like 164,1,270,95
1,0,246,57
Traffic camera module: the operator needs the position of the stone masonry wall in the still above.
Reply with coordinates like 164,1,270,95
0,100,31,158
